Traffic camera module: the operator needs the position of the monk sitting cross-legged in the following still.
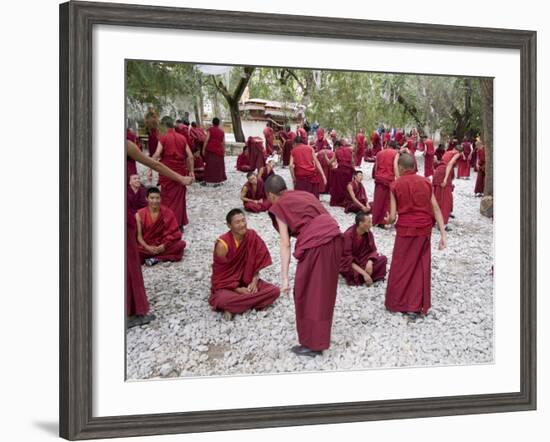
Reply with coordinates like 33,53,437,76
209,209,281,321
385,153,447,321
136,187,186,266
344,170,371,214
340,212,387,286
241,171,271,213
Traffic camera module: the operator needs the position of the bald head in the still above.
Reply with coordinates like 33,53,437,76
264,174,287,195
398,152,416,171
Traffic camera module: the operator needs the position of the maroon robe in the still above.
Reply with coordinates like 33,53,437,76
355,132,366,166
457,141,472,178
189,125,206,153
194,155,205,182
158,128,189,226
317,149,334,194
314,129,329,152
269,191,343,351
371,149,398,225
137,205,186,262
281,131,296,166
236,152,253,172
126,156,149,316
329,146,355,207
474,147,486,194
297,127,308,144
242,178,271,213
340,225,387,285
433,150,456,224
292,143,320,198
247,136,266,172
204,126,227,184
127,128,139,145
423,139,435,178
386,170,435,314
263,126,274,155
147,127,159,157
175,123,190,139
209,230,280,314
344,180,369,213
127,185,147,214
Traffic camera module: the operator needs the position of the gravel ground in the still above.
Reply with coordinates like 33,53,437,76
127,154,493,380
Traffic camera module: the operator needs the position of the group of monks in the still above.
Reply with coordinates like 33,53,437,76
126,112,485,358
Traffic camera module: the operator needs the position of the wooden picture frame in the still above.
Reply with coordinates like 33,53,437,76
59,1,537,439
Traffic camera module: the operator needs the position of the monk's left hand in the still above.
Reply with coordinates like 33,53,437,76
438,237,446,250
247,281,258,294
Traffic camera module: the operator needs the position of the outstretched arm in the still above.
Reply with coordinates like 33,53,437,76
431,194,447,249
127,140,192,186
442,153,460,186
277,217,291,294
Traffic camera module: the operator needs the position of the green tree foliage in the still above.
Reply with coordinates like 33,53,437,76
126,61,483,140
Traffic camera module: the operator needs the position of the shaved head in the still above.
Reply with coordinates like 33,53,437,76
264,174,287,195
398,153,416,171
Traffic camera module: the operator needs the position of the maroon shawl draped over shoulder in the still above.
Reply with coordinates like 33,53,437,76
211,229,272,292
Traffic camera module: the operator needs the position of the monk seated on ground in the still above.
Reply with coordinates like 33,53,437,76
209,208,281,321
136,187,186,266
127,173,147,214
340,212,387,286
236,145,253,172
344,170,371,214
241,171,271,213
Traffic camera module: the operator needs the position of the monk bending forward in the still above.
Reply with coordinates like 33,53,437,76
209,209,280,320
266,175,343,357
385,153,446,321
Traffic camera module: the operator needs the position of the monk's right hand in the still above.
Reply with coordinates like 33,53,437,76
180,176,193,186
438,236,446,250
441,179,447,188
281,277,289,294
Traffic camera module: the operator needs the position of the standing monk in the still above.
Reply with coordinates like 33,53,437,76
457,138,472,179
314,128,329,152
474,141,486,196
344,170,371,214
188,122,206,153
355,129,366,167
263,121,274,155
265,175,343,357
435,143,446,163
281,125,296,167
241,172,271,213
246,136,267,175
152,117,194,228
422,135,435,178
371,141,400,228
317,146,335,194
136,187,186,265
202,117,227,186
328,141,355,207
297,125,308,145
209,209,280,321
289,136,326,199
144,107,159,157
340,212,387,286
126,140,192,328
385,153,446,320
433,144,463,230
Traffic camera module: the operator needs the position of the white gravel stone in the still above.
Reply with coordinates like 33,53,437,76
127,154,494,379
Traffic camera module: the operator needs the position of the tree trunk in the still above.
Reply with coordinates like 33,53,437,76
480,77,493,217
228,100,245,142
